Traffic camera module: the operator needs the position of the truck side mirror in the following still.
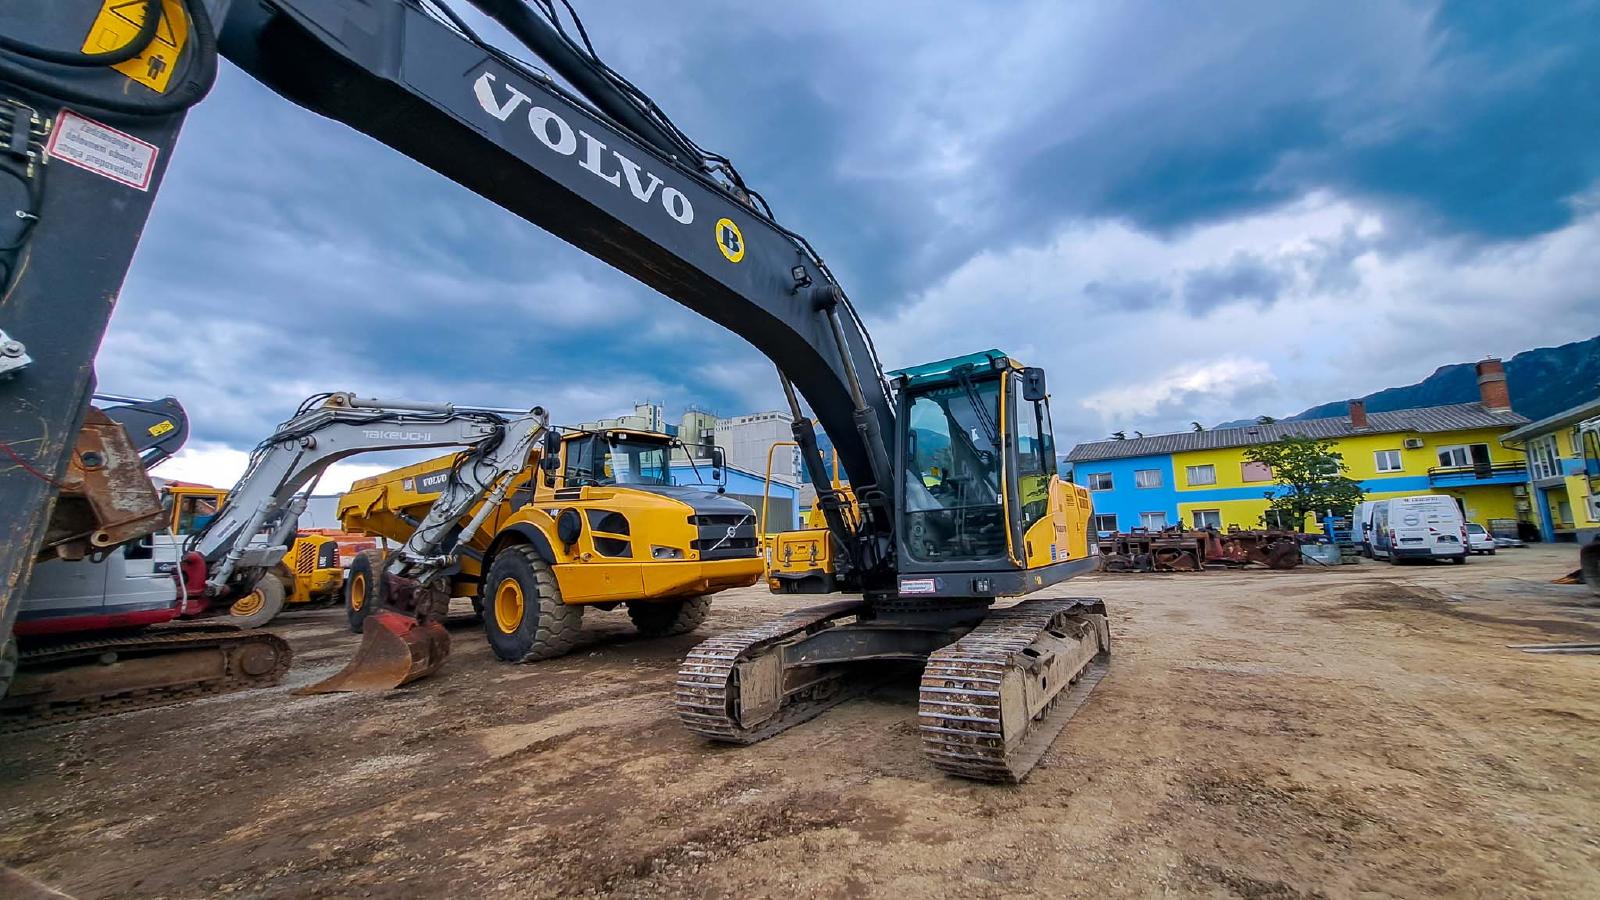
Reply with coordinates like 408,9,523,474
540,431,562,485
710,447,726,493
1022,367,1047,402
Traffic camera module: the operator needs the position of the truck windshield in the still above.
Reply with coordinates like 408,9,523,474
566,433,672,487
901,373,1007,561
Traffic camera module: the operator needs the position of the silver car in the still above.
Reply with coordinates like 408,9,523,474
1466,523,1498,555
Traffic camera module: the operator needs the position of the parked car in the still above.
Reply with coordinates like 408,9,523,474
1465,523,1497,555
1493,533,1526,548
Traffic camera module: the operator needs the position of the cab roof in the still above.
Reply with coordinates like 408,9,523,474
888,349,1017,388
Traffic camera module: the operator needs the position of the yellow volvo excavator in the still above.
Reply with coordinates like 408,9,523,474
338,425,762,661
1,0,1107,781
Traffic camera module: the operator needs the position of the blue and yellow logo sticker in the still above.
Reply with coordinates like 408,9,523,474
715,217,745,263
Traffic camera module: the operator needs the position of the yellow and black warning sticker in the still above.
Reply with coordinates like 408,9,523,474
81,0,189,93
147,419,176,438
715,217,746,264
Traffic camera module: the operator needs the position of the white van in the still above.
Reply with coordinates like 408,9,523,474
1370,495,1468,565
1353,501,1381,557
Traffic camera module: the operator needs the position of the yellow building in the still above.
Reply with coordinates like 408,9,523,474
1067,360,1531,533
1501,397,1600,544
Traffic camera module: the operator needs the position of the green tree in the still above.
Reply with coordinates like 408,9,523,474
1243,435,1365,531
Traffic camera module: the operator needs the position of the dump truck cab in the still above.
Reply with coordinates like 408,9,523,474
338,427,763,662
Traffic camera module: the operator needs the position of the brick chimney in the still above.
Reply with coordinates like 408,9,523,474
1348,399,1369,431
1475,357,1511,412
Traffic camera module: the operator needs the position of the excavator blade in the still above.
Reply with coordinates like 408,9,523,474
297,611,450,694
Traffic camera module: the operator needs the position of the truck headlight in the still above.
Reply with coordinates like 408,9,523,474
651,545,684,560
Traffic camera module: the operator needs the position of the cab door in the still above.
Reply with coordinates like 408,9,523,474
1007,371,1081,568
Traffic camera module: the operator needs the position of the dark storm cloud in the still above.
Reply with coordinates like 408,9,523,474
1181,253,1289,314
1082,279,1171,312
1004,2,1599,253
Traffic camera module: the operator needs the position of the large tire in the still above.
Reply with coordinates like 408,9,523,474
0,636,17,702
483,545,583,662
627,596,712,637
1450,555,1466,565
1579,540,1600,599
344,549,387,634
226,573,286,629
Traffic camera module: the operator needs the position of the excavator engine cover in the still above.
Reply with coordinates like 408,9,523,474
298,611,449,694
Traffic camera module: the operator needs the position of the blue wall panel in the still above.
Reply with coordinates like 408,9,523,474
1075,454,1177,532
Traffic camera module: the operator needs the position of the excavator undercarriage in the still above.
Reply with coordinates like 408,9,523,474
1,627,290,732
677,595,1110,781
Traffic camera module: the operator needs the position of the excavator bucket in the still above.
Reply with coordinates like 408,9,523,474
297,611,450,694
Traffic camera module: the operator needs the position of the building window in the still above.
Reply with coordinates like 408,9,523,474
1528,435,1560,481
1191,509,1222,530
1087,472,1114,491
1139,511,1168,530
1437,443,1490,469
1263,509,1299,530
1093,514,1118,533
1374,449,1403,473
1134,469,1163,489
1240,461,1272,483
1185,464,1216,486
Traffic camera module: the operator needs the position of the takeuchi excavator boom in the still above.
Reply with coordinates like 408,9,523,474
0,0,1108,781
177,391,552,690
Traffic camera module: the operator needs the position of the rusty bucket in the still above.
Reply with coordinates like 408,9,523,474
297,610,450,694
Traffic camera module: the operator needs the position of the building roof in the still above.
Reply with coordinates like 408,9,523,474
1066,402,1530,463
1500,396,1600,444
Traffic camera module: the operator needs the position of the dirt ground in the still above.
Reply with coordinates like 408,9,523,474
3,545,1598,898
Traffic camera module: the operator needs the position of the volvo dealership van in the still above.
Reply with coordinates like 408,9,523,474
1370,495,1468,564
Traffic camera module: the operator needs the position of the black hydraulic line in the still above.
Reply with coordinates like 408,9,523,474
0,0,160,67
0,0,217,118
779,370,856,576
818,288,894,515
460,0,709,171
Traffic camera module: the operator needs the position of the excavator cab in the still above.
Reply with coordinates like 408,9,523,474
891,350,1095,598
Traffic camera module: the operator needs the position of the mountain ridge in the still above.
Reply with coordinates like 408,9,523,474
1216,336,1600,429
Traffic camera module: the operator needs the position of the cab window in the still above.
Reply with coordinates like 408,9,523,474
902,376,1007,562
175,494,220,534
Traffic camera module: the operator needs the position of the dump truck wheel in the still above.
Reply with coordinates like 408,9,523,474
483,545,582,662
227,573,286,629
1580,540,1600,599
0,636,16,701
627,595,712,637
345,550,387,634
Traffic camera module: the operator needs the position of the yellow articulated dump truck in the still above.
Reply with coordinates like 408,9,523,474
337,427,764,661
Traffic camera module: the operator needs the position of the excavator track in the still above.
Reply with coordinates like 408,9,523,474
1,629,292,732
919,598,1109,783
675,600,865,743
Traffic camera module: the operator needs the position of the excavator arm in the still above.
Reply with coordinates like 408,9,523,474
186,392,548,596
216,0,899,582
2,1,1112,780
0,0,902,630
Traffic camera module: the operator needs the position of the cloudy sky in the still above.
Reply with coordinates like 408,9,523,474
103,0,1600,489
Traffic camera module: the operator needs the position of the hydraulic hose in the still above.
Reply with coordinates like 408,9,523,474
0,0,217,118
0,0,161,67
